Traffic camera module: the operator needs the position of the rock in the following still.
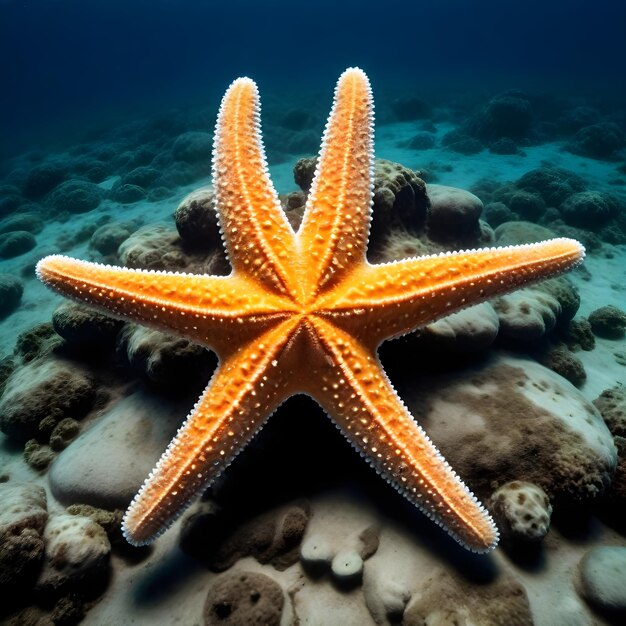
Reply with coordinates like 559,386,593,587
14,323,62,363
183,501,310,572
507,191,546,221
483,202,518,228
118,223,225,274
560,191,619,229
594,385,626,437
403,570,533,626
370,160,429,243
0,483,48,587
560,318,595,352
89,222,132,256
567,122,626,160
420,302,500,354
516,167,586,206
293,157,316,192
110,183,146,204
493,276,579,345
588,305,626,339
52,301,123,348
24,439,56,471
442,132,484,155
578,546,626,614
0,273,24,317
405,132,436,149
426,184,483,239
174,187,222,251
471,92,533,141
293,157,429,249
121,166,160,188
331,550,364,587
494,220,557,245
49,418,81,452
119,325,216,391
48,179,104,213
0,358,97,443
489,137,519,155
66,504,124,542
172,131,213,164
23,163,68,199
493,288,560,343
279,191,306,231
490,481,552,542
37,513,110,592
299,495,380,586
403,354,616,501
391,97,432,121
537,345,586,387
374,230,441,264
0,212,44,235
204,570,285,626
0,230,37,259
49,391,187,508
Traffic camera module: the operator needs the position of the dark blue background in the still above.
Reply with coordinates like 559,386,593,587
2,0,625,157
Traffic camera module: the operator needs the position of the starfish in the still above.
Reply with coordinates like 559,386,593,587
37,68,584,553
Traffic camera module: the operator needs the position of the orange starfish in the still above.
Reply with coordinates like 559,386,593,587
37,68,584,552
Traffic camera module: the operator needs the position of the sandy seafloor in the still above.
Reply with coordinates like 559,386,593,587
1,91,625,626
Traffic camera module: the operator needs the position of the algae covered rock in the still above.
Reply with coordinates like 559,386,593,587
0,273,24,317
0,230,37,259
119,325,216,390
37,513,111,592
516,166,586,206
0,358,97,442
52,300,123,348
403,354,616,501
0,482,48,587
204,570,285,626
174,186,222,250
48,179,104,213
588,304,626,339
594,385,626,437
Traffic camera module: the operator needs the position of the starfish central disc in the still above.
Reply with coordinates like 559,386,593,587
36,68,585,553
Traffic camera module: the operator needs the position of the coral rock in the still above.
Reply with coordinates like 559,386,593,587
204,570,285,626
0,273,24,318
37,513,111,592
404,354,617,501
0,358,96,443
52,301,123,348
0,230,37,259
588,305,626,339
594,385,626,437
0,483,48,587
490,481,552,542
174,187,222,251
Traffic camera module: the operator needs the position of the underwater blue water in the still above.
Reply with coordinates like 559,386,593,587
2,0,626,161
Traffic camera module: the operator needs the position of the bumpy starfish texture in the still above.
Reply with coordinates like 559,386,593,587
37,68,585,553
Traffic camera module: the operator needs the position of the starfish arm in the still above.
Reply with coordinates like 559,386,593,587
308,317,498,552
327,238,585,342
213,77,299,297
122,318,299,545
297,67,374,297
36,255,292,350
